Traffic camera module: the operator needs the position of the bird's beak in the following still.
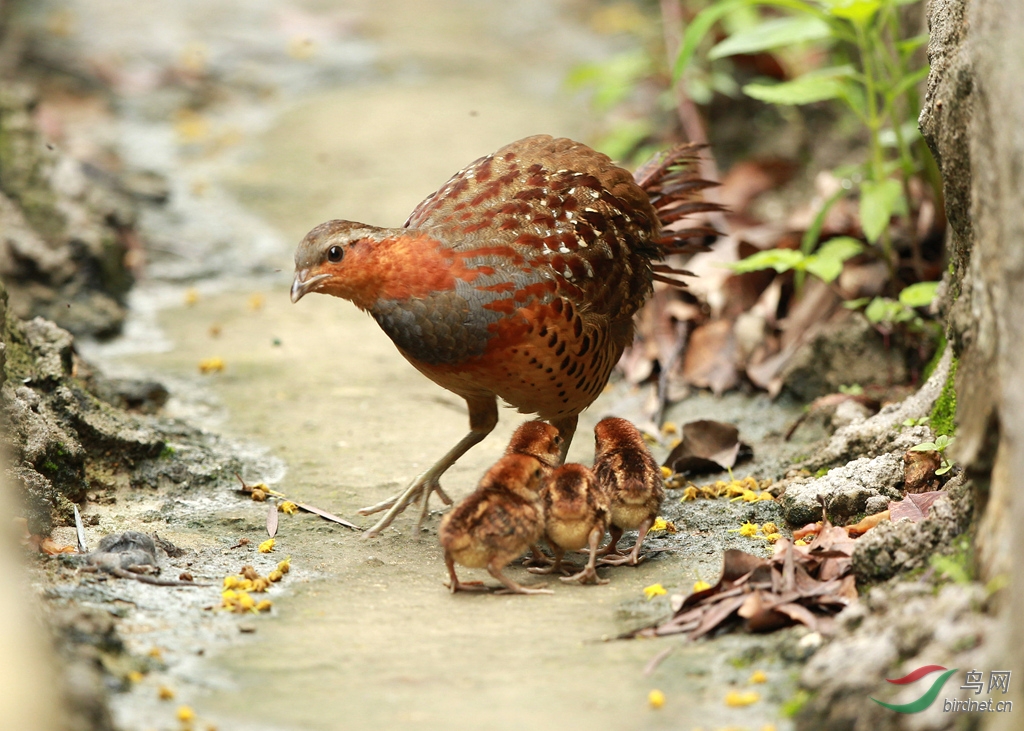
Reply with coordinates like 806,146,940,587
290,270,331,303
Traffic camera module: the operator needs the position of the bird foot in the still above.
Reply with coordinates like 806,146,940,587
596,553,646,567
527,563,574,576
494,583,554,595
444,578,489,594
561,566,609,585
359,476,452,538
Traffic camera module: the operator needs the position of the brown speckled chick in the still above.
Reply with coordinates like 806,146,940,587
504,420,563,469
531,463,610,585
593,417,664,566
439,452,552,595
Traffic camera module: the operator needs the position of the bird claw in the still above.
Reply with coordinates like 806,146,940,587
494,584,553,595
561,567,609,585
445,579,489,594
360,474,447,538
596,553,645,567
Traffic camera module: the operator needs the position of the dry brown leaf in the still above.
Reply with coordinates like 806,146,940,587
664,420,751,475
845,510,890,536
682,320,740,395
889,491,947,523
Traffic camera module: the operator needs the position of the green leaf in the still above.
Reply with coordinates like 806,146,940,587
899,281,940,308
709,16,832,59
822,0,882,24
728,248,806,274
864,296,913,324
674,0,831,80
888,65,931,102
859,178,905,243
804,236,863,282
879,120,922,147
743,69,851,105
910,442,938,452
935,435,954,450
801,187,849,254
897,33,930,55
843,297,871,309
935,463,952,475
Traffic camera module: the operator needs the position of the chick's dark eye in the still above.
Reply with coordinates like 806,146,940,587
553,435,563,446
327,245,344,263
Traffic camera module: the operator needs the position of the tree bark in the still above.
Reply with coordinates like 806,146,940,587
921,0,1024,724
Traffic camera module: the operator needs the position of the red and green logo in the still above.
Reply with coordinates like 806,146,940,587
872,665,959,713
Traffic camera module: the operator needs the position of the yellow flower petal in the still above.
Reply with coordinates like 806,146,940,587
256,599,273,613
794,539,808,546
692,580,712,593
757,491,775,501
268,569,284,583
176,705,195,722
651,517,668,532
279,501,298,515
643,583,667,600
158,685,175,700
258,538,275,553
681,486,699,502
648,689,666,708
127,670,144,684
761,522,778,535
198,357,225,374
277,557,291,573
749,670,768,684
725,689,760,707
736,522,759,537
659,465,673,479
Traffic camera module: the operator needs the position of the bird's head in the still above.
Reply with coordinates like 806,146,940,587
505,421,563,468
291,220,392,307
593,416,645,458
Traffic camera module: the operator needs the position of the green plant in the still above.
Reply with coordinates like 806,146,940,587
679,0,940,281
910,433,954,475
843,279,940,332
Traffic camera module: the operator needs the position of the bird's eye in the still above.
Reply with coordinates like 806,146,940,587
534,468,543,478
327,245,344,263
553,435,563,446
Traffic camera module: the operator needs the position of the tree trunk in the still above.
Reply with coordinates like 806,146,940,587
920,0,1024,724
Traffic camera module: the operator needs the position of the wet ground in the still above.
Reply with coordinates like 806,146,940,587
26,0,816,728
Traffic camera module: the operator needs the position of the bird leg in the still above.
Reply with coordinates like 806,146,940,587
443,552,488,593
563,526,609,585
549,415,578,464
597,518,653,566
489,558,553,595
528,544,571,576
522,543,554,568
360,396,498,538
595,525,625,560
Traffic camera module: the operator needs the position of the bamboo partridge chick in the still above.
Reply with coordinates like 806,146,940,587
593,417,664,566
531,462,610,585
439,453,551,595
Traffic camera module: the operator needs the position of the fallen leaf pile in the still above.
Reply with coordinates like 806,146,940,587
632,489,951,640
631,515,857,639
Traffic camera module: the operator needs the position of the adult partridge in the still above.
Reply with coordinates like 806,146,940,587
291,135,716,537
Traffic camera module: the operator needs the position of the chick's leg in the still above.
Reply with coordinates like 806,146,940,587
563,526,609,585
599,517,653,566
595,525,624,559
528,544,567,575
443,552,487,593
489,559,553,595
360,396,498,538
